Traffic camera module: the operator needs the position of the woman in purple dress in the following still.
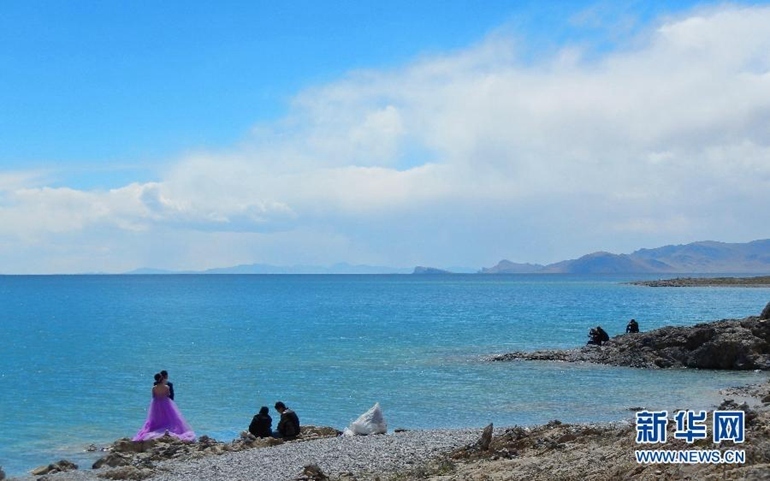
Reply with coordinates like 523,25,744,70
133,373,195,442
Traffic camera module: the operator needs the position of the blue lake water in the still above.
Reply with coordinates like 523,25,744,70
1,274,769,476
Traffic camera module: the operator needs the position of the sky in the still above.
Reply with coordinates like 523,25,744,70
1,1,769,274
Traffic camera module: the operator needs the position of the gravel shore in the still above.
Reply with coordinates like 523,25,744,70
7,429,481,481
8,381,770,481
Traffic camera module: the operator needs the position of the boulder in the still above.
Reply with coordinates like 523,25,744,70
478,423,494,450
93,452,132,469
760,301,770,320
110,438,149,454
31,459,78,476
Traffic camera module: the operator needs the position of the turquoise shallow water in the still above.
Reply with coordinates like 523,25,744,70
1,274,768,475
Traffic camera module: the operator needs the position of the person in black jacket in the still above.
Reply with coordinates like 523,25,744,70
248,406,272,438
626,319,640,333
160,370,174,401
274,401,300,438
587,326,610,346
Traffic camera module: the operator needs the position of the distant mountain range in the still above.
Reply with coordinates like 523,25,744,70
479,239,770,274
125,239,770,275
126,262,414,275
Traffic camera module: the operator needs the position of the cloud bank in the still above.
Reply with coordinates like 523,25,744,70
2,4,769,273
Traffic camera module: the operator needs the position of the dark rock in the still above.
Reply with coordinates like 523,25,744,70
761,301,770,320
298,464,329,480
93,452,132,469
30,459,78,476
479,423,494,450
110,438,148,454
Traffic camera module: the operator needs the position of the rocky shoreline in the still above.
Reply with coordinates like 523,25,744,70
8,304,770,481
628,276,770,287
417,381,770,481
489,304,770,370
8,380,770,481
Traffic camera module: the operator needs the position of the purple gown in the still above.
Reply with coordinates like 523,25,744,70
133,392,195,442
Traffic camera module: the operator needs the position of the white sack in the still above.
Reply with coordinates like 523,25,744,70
343,402,387,436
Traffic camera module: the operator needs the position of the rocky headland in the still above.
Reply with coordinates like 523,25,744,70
629,276,770,287
489,303,770,370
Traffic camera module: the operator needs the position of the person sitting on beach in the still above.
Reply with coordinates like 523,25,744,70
274,401,300,439
626,319,639,333
587,328,599,345
248,406,273,438
596,326,609,345
587,326,610,346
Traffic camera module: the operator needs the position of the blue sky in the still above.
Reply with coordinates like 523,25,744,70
1,1,769,273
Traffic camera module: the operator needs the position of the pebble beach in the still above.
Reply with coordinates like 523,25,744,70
6,429,482,481
8,378,770,481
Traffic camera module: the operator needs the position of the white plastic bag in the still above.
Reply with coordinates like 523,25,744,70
343,402,387,436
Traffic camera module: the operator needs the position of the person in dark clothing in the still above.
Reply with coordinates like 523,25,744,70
587,326,610,346
587,328,598,345
248,406,272,438
160,370,174,401
596,326,609,344
274,401,300,438
626,319,640,333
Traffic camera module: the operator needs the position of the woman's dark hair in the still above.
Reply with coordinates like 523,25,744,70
259,406,269,415
154,373,162,382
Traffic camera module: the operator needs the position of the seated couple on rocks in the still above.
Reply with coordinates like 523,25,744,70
248,402,301,439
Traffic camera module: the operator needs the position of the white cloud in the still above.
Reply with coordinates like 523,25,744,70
1,4,770,272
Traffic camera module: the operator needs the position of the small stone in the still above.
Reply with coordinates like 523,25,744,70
31,464,52,476
299,463,329,480
101,466,154,480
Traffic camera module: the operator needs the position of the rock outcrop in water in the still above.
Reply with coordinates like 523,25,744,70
490,314,770,370
629,276,770,287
